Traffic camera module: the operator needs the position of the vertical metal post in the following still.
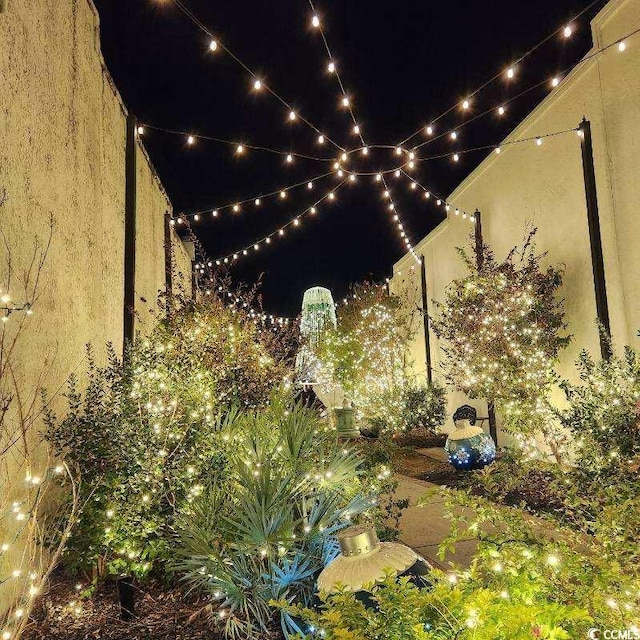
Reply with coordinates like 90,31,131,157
474,210,498,444
579,118,612,359
163,212,173,317
123,115,137,355
420,255,433,385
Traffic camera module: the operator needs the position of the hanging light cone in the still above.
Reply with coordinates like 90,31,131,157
318,525,431,594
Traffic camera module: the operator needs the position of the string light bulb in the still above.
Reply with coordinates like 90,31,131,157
311,15,320,28
462,99,471,110
327,61,336,73
342,96,350,107
209,39,218,52
288,110,297,121
253,79,262,91
506,66,516,79
236,144,245,154
425,125,434,136
450,131,458,140
286,154,293,163
551,76,560,87
280,190,287,199
498,105,506,115
187,135,195,145
318,134,325,144
353,125,360,135
307,181,314,189
618,41,626,51
536,137,543,146
453,153,460,162
136,126,144,136
563,25,573,38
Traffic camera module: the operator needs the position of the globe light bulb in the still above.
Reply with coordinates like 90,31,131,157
318,135,325,144
255,198,261,205
425,125,434,135
453,153,460,162
462,99,470,110
536,137,543,146
498,105,506,115
307,181,314,189
253,79,262,90
187,135,195,145
237,144,244,154
563,25,573,38
618,41,626,51
288,110,297,121
342,96,350,107
137,126,144,135
353,125,360,135
280,191,287,199
551,76,560,87
312,15,320,28
209,39,218,52
328,61,336,73
506,66,515,79
450,131,458,140
286,154,293,163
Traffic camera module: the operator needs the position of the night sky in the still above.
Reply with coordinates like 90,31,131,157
92,0,601,317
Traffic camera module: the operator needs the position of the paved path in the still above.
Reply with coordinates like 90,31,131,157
394,475,478,568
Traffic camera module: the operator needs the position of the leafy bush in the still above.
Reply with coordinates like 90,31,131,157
559,344,640,475
400,382,447,433
46,295,293,579
171,400,369,639
316,282,419,429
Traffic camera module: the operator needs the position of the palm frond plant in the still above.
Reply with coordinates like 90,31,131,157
172,400,369,639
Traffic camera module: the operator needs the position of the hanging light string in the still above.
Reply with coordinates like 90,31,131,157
166,0,345,152
379,174,420,263
414,126,581,163
398,169,476,223
307,0,367,150
411,25,640,153
306,3,418,259
140,124,336,162
398,0,606,147
172,168,337,223
211,177,350,264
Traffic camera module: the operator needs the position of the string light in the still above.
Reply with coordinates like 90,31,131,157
327,61,336,73
311,15,320,28
497,105,506,115
618,40,626,51
253,78,262,91
506,66,516,79
563,24,573,38
209,39,218,52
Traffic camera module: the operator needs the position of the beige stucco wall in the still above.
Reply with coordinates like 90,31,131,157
391,0,640,434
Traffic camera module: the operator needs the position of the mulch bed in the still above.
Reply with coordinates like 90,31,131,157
24,570,224,640
389,428,447,450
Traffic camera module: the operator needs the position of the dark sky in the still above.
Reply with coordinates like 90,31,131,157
93,0,600,317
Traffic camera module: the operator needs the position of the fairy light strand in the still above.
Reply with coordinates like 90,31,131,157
165,0,345,152
398,0,606,146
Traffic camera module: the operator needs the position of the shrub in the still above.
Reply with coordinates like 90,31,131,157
46,295,293,579
171,400,369,639
400,382,447,433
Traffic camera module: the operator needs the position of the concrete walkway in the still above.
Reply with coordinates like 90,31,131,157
394,475,478,568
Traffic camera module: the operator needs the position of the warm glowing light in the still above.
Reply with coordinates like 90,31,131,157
506,66,515,79
280,190,287,199
362,146,369,155
395,147,403,156
293,218,300,226
236,144,244,154
495,147,501,154
450,131,457,140
536,137,543,146
255,198,261,206
286,154,293,163
498,105,506,115
311,15,320,28
136,126,144,135
307,181,314,189
193,214,200,222
341,152,348,162
342,96,350,107
618,41,626,51
187,135,195,145
328,192,336,201
253,79,262,90
353,125,360,135
212,210,218,217
462,99,470,110
375,173,382,182
563,24,573,38
233,204,240,212
318,134,325,144
288,110,297,121
551,76,560,87
327,61,336,73
394,169,401,177
349,174,356,182
453,153,460,162
279,229,285,235
310,207,317,214
425,125,434,136
209,40,218,52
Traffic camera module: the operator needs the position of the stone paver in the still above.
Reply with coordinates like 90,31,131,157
395,475,477,568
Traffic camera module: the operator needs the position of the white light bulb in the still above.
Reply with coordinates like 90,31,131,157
551,76,560,87
342,96,350,107
280,191,287,199
136,126,144,136
462,99,470,110
563,25,573,38
318,135,325,144
618,41,626,51
237,144,244,154
349,174,356,182
410,182,417,189
328,192,335,201
253,79,262,90
288,110,297,121
254,244,259,251
212,210,218,217
394,169,401,177
425,125,434,136
498,105,506,115
312,15,320,28
209,40,218,52
375,173,382,182
193,214,200,222
362,146,369,155
450,131,457,140
395,147,403,156
506,66,515,79
233,204,240,212
307,181,314,189
255,199,261,206
310,207,317,214
286,154,293,163
424,191,430,199
341,152,348,162
187,135,195,145
495,147,501,154
453,153,460,162
279,229,284,236
536,137,543,146
294,218,300,226
353,125,360,135
327,61,336,73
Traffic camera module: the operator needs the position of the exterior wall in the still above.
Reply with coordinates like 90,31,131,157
391,0,640,434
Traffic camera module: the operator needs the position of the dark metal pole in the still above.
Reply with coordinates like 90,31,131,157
420,255,433,385
474,211,498,444
163,212,173,317
579,118,612,360
123,115,137,355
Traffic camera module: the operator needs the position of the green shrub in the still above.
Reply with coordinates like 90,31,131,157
46,296,292,579
171,400,369,639
400,382,447,433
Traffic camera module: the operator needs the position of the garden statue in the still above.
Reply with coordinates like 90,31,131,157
444,405,496,470
317,524,431,602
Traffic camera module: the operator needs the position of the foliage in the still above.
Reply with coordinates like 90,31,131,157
171,400,370,639
559,343,640,475
46,294,294,579
316,282,420,430
431,229,570,460
400,382,447,433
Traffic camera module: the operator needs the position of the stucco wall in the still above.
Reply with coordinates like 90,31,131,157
391,0,640,434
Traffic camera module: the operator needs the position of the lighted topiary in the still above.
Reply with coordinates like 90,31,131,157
431,229,570,462
46,293,294,580
315,282,419,432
